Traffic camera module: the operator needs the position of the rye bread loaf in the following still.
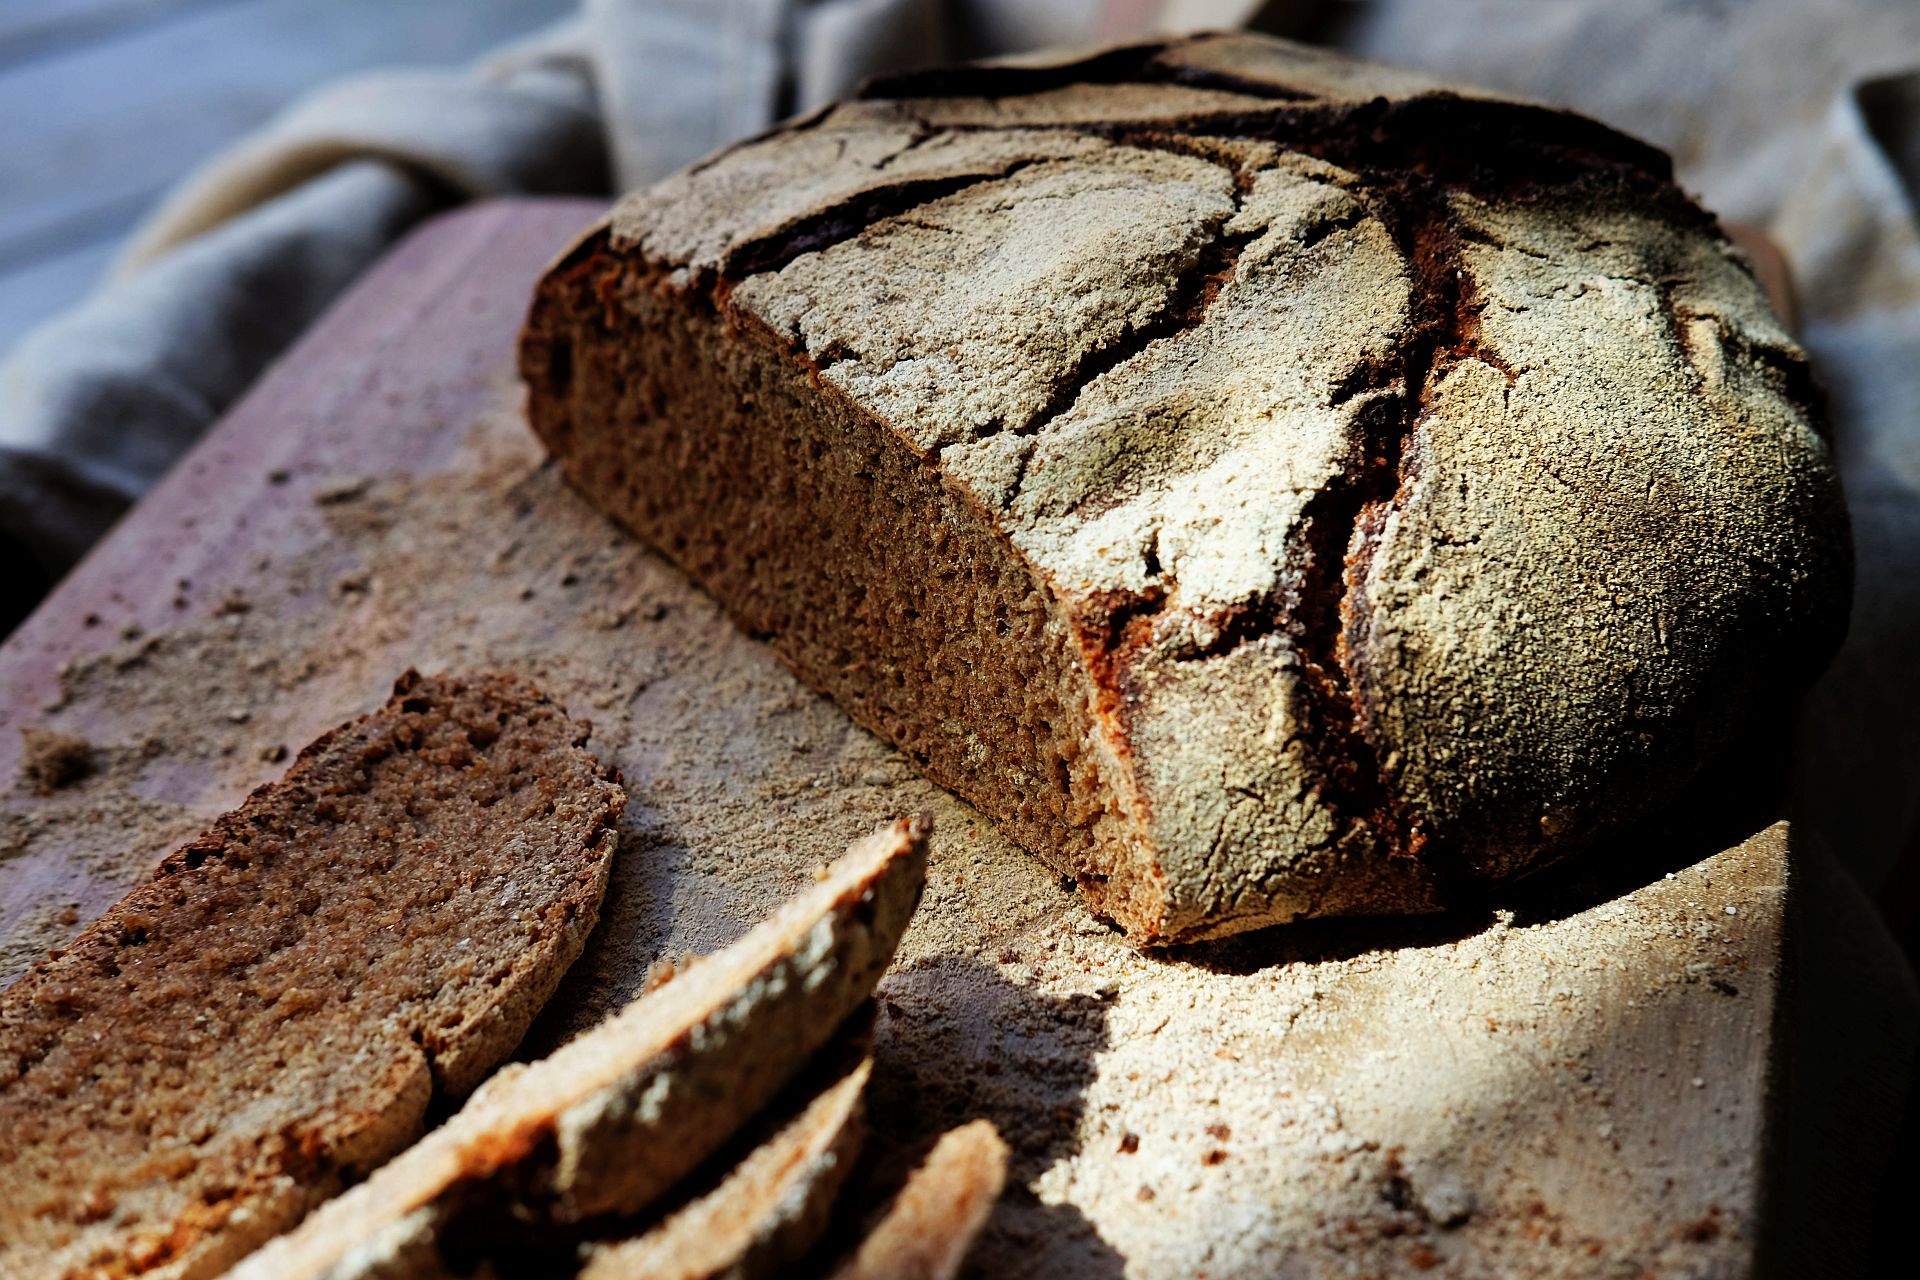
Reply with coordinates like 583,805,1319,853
223,817,926,1280
0,671,624,1280
520,32,1850,943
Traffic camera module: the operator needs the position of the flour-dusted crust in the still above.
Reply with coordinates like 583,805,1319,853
522,33,1849,943
831,1120,1008,1280
0,672,623,1280
223,818,926,1280
576,1047,870,1280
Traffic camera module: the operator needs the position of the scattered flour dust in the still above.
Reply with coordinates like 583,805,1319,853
0,385,1778,1279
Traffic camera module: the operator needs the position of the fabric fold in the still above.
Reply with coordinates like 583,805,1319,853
0,36,608,582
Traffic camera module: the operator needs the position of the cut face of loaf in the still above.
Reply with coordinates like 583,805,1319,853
521,33,1850,943
0,671,623,1280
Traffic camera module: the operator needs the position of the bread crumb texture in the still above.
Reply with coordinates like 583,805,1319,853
524,32,1849,943
0,672,623,1280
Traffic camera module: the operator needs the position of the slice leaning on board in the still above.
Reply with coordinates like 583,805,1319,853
573,1032,873,1280
222,817,948,1279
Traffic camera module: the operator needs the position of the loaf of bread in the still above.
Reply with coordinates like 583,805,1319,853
224,817,926,1280
522,33,1849,943
0,671,623,1280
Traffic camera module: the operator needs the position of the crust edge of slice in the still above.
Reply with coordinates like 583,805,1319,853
226,815,929,1280
832,1120,1010,1280
576,1040,872,1280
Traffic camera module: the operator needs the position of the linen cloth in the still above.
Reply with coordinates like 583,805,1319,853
0,1,1915,1259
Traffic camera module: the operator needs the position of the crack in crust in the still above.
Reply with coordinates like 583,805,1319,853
989,176,1259,454
537,34,1842,939
722,161,1043,278
1294,201,1469,872
700,51,1749,883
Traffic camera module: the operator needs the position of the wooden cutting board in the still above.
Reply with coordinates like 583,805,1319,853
0,199,1798,1277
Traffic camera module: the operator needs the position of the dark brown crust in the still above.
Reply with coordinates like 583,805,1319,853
524,34,1843,939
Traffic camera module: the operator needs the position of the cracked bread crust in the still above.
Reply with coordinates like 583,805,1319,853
0,672,624,1280
521,32,1849,943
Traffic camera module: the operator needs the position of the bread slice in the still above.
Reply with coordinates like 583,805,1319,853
575,1037,870,1280
831,1120,1008,1280
521,32,1849,942
224,817,928,1280
0,671,624,1280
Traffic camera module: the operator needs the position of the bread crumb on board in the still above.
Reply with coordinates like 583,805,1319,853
16,726,94,794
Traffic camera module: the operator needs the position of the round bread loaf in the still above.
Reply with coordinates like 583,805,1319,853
521,33,1850,944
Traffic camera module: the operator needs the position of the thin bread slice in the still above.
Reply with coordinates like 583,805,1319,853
0,671,624,1280
832,1121,1009,1280
575,1038,871,1280
225,817,929,1280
